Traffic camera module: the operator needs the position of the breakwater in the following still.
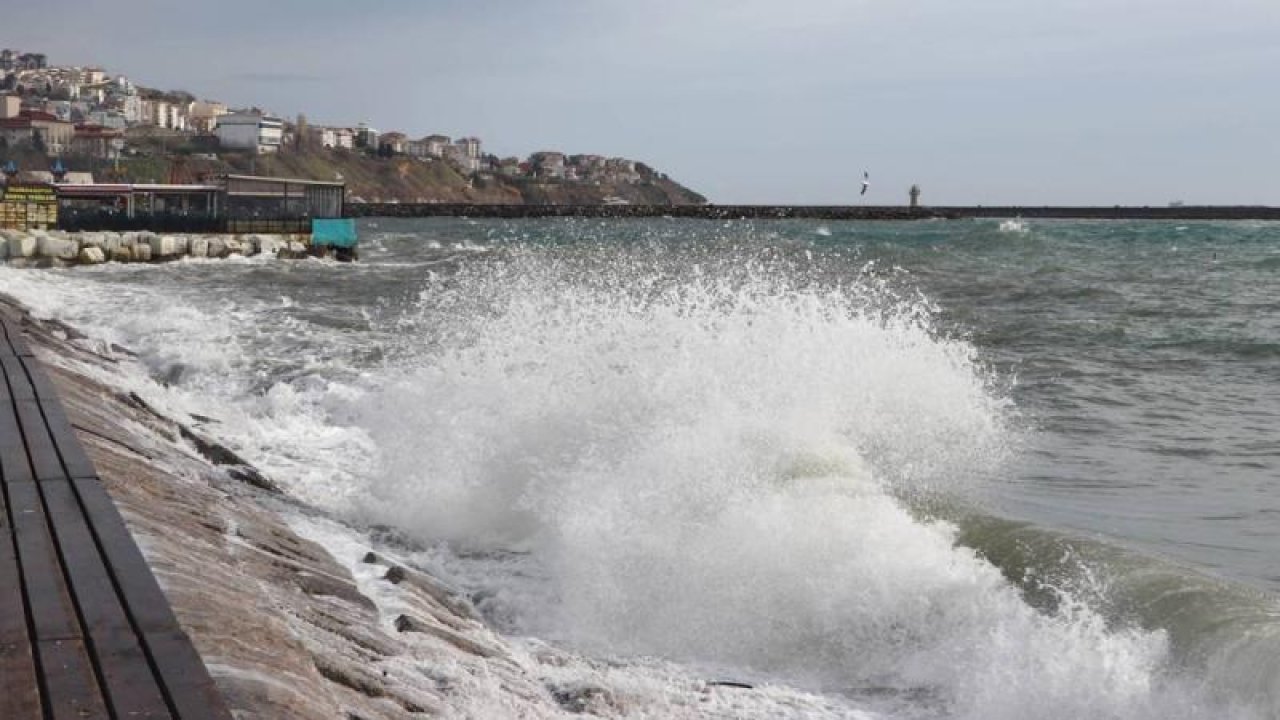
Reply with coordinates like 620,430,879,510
345,203,1280,221
0,228,311,265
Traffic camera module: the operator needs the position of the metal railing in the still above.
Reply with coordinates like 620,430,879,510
57,211,313,235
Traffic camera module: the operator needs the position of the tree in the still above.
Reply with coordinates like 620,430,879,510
31,130,47,154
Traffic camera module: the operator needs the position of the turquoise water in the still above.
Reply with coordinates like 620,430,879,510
4,216,1278,718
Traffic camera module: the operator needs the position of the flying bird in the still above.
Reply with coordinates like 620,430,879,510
860,171,870,196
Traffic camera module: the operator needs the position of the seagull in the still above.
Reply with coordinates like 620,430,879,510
860,171,870,196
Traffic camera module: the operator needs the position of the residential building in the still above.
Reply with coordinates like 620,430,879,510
1,94,20,119
354,123,379,149
118,95,143,125
140,98,170,128
455,136,482,159
86,110,126,130
71,124,125,159
0,110,75,154
498,157,523,177
530,151,567,179
404,138,428,158
334,128,354,149
311,126,338,149
378,131,407,155
187,101,227,134
444,144,481,173
80,67,106,85
215,112,284,154
423,134,450,157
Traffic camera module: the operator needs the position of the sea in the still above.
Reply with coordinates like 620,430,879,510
2,216,1277,719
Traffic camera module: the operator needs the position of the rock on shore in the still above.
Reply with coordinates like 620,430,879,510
0,229,309,266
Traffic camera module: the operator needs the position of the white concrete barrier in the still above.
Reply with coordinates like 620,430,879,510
78,246,106,264
39,235,80,261
15,234,38,258
109,244,133,262
2,230,331,266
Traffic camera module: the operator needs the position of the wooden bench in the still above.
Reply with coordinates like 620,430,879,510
1,314,232,719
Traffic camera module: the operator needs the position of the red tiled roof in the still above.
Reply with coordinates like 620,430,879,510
21,110,61,122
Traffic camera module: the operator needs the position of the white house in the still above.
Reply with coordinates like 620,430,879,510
216,112,284,154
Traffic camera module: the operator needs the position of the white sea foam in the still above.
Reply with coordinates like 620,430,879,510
349,251,1254,719
0,247,1264,719
997,218,1028,234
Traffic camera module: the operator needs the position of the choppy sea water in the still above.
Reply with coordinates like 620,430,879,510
3,217,1278,719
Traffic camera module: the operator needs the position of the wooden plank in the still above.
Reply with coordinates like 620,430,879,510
0,397,33,485
0,487,42,720
143,630,234,720
0,317,34,357
71,485,232,719
38,638,110,720
17,363,96,476
72,479,182,634
16,399,67,482
2,355,35,399
7,482,109,718
6,481,79,641
19,353,62,401
42,479,171,718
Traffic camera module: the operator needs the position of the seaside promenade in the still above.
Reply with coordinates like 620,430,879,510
0,313,230,719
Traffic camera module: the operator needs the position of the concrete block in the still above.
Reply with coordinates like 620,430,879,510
223,238,244,256
79,233,106,249
39,235,80,261
150,235,179,257
190,237,209,258
255,235,284,255
0,236,8,260
14,234,38,258
287,240,307,254
109,245,133,262
207,237,227,257
133,243,153,262
78,246,106,264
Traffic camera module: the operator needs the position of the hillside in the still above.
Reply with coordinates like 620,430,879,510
34,129,707,206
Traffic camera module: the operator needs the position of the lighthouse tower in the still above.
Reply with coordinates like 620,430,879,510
909,184,921,209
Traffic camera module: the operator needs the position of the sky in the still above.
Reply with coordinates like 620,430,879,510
4,0,1278,205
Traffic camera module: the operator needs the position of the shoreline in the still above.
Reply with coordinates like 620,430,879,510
0,295,543,718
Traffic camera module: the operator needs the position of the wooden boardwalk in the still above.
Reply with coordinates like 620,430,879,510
1,314,231,719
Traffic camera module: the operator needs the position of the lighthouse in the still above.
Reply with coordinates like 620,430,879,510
909,184,921,209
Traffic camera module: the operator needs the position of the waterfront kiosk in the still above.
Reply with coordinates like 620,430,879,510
51,174,345,234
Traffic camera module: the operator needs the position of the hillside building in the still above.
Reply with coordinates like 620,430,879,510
215,112,283,154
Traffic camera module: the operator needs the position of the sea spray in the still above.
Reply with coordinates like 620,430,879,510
353,246,1254,718
3,224,1275,719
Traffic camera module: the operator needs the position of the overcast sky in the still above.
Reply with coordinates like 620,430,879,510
5,0,1278,204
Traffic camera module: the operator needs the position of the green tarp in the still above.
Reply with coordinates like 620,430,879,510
312,218,357,248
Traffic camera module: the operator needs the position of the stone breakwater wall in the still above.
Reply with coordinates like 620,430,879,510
0,228,311,266
346,203,1280,221
346,203,951,220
